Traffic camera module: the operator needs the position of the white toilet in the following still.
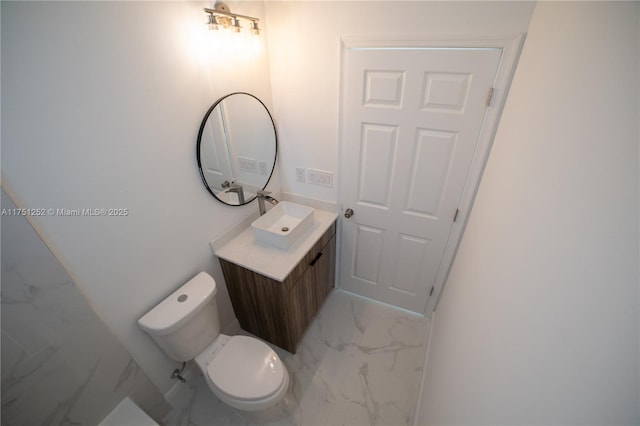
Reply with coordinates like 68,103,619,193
138,271,289,413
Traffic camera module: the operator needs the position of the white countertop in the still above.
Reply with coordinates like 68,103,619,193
213,208,338,282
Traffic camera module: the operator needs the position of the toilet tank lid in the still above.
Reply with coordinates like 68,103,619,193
138,271,217,335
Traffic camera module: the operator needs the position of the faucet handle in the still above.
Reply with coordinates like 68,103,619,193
257,190,271,197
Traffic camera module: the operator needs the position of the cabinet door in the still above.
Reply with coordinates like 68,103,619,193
287,262,315,348
286,234,336,349
313,234,336,311
220,259,291,349
284,222,336,291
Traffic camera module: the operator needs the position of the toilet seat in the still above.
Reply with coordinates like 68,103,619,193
206,336,286,403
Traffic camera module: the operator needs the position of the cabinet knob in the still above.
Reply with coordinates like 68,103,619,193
344,208,354,219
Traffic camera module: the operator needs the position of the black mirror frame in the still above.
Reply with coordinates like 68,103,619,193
196,92,278,206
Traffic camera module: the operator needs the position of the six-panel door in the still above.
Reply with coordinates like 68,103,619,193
340,47,502,314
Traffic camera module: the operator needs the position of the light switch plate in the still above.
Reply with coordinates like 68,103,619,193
307,168,333,187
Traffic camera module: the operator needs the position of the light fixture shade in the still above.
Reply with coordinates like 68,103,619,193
232,17,242,32
208,14,219,30
250,20,260,35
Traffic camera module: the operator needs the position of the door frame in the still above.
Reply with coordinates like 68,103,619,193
337,34,526,315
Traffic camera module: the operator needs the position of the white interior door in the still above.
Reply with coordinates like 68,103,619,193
340,47,501,314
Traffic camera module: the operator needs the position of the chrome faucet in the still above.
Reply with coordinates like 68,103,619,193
225,183,245,204
257,190,278,215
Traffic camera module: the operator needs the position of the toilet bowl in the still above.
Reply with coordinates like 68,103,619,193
138,272,289,414
195,334,289,411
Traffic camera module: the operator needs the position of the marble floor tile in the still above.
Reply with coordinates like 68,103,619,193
163,290,430,426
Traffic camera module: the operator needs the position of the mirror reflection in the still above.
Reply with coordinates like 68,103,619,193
197,93,277,205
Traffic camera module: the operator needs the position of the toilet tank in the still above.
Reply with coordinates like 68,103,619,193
138,272,221,362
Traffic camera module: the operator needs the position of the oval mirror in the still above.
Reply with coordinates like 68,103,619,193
197,92,277,206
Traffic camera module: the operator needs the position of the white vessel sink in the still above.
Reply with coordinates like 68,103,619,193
251,202,314,249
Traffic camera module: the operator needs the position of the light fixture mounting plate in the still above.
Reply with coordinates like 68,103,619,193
214,3,230,13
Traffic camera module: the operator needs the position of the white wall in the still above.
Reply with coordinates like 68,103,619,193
417,2,640,424
264,1,536,203
1,1,277,394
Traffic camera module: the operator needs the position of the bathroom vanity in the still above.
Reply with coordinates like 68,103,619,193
199,92,337,353
215,209,337,353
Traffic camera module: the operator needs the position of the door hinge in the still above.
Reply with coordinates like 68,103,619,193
429,286,434,297
453,208,460,223
486,87,494,107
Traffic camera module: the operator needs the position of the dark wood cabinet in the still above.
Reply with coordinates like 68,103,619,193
219,222,336,353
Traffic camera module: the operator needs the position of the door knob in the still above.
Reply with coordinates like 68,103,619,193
344,208,354,218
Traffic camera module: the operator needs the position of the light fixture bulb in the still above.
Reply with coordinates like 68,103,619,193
232,17,242,32
208,14,219,30
250,21,260,36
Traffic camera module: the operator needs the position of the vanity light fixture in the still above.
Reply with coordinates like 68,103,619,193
204,3,260,35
